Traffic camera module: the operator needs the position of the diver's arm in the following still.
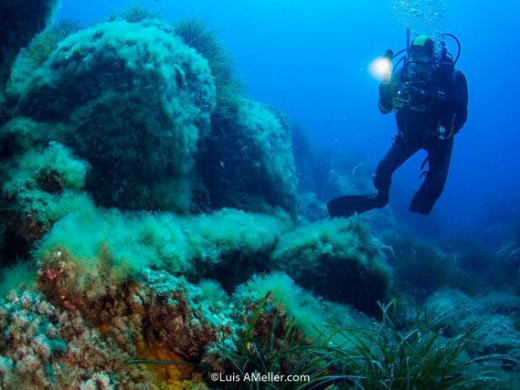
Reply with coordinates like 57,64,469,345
378,82,394,114
435,71,469,131
378,71,400,114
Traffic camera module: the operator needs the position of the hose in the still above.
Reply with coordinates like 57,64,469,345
442,33,461,64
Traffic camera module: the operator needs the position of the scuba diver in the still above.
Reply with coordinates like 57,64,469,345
328,34,469,217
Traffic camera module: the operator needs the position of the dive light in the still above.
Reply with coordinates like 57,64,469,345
369,49,394,81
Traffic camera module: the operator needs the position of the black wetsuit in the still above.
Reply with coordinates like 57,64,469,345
374,63,469,214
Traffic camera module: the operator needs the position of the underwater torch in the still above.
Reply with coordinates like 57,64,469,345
369,49,394,82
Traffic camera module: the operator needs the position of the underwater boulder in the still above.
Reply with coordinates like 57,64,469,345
34,204,291,287
16,20,216,212
197,97,298,216
424,288,473,336
271,217,392,315
389,236,457,302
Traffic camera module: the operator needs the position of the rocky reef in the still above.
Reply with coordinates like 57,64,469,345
0,3,519,389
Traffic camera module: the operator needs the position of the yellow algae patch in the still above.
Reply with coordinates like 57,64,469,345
133,332,201,386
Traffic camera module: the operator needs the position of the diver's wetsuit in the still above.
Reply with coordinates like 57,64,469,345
374,65,469,214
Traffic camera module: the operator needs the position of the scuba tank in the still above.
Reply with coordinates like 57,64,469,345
435,33,462,140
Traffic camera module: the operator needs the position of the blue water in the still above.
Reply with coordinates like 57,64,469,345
58,0,520,245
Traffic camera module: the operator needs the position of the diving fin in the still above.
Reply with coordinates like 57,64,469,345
327,194,380,218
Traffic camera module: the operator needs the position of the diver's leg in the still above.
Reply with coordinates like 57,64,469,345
409,138,454,214
373,136,419,207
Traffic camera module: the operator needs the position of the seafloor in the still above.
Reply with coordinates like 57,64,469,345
1,2,520,389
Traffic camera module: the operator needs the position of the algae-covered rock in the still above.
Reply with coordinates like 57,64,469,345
390,236,457,301
0,134,89,262
35,204,291,284
198,97,298,216
272,217,392,314
0,0,60,96
16,20,216,212
0,117,54,160
424,288,520,376
6,15,298,217
33,261,229,387
0,289,153,388
232,272,360,339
